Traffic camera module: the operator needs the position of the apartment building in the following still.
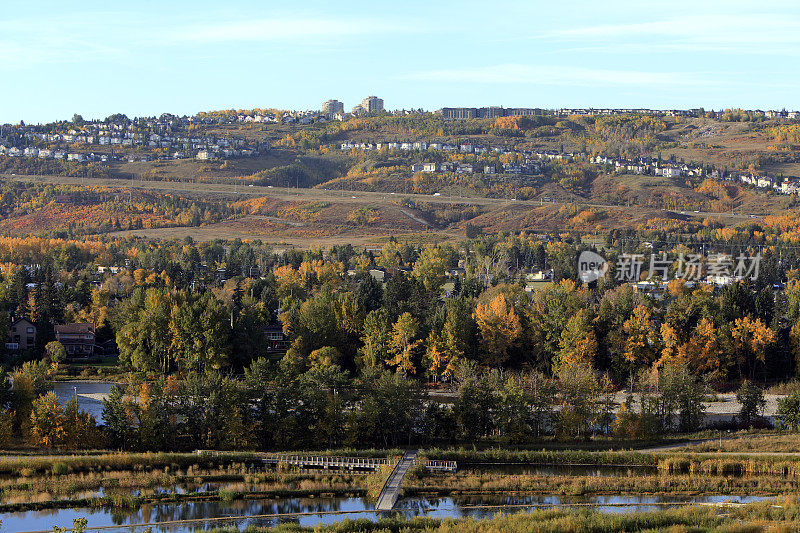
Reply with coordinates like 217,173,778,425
322,99,344,115
362,96,384,113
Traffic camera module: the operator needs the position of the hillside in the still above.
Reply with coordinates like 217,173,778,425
1,111,799,247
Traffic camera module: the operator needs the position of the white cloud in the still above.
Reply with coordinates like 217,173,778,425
544,13,800,53
402,64,707,87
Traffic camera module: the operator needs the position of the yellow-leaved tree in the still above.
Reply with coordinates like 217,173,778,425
387,312,421,375
622,305,656,383
474,294,522,367
730,316,776,379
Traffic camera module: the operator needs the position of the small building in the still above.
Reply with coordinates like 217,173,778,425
55,323,96,357
264,324,291,354
7,318,36,351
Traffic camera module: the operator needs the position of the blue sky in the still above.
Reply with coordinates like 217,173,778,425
2,0,799,123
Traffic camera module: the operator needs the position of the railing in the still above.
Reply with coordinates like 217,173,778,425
195,450,456,472
375,453,408,511
423,459,458,472
269,455,390,469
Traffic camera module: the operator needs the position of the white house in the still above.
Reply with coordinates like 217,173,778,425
661,167,681,178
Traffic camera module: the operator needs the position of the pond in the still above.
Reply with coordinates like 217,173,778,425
0,494,770,533
52,381,114,422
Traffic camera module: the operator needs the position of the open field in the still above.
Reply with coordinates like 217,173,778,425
0,172,762,246
0,173,760,219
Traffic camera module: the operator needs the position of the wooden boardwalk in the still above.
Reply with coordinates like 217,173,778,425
196,451,390,470
196,450,455,473
265,454,390,470
375,449,417,511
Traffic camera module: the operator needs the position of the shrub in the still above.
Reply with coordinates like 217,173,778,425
776,392,800,431
51,462,69,475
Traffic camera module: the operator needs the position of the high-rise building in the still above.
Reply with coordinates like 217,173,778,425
322,99,344,115
361,96,384,113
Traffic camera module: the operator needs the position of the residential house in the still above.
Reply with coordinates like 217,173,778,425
6,318,36,351
264,324,291,354
456,164,473,174
55,323,96,357
661,166,681,178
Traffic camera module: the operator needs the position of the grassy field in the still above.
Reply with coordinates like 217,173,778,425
681,433,800,453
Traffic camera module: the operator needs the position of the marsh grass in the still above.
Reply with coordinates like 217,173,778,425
423,447,658,465
404,470,800,497
0,463,364,510
0,449,401,477
685,433,800,453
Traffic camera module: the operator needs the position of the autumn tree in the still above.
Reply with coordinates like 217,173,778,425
413,246,453,295
555,309,597,373
474,292,522,367
387,312,422,375
621,305,656,384
680,318,724,379
730,316,776,379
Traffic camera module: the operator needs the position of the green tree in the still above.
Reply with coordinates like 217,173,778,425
736,380,766,428
168,291,231,372
358,309,391,370
776,391,800,431
45,341,66,365
528,280,588,373
114,288,173,372
556,359,608,440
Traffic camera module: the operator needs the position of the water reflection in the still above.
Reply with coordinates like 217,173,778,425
52,381,114,422
0,494,770,533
